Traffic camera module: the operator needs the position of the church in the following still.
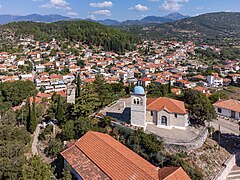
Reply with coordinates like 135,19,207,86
131,86,189,130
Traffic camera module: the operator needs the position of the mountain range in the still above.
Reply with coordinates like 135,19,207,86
128,12,240,41
96,13,189,26
0,14,71,24
0,13,189,26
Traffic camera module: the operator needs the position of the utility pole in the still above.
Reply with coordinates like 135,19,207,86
218,124,221,150
168,60,171,94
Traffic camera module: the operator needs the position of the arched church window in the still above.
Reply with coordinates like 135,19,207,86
133,99,136,104
161,116,167,126
137,99,140,105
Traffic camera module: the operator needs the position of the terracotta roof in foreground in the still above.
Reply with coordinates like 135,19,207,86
158,167,191,180
61,131,159,180
147,97,188,115
213,99,240,112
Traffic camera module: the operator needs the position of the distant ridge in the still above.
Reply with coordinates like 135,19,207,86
96,12,189,26
0,14,71,24
127,12,240,40
0,13,189,26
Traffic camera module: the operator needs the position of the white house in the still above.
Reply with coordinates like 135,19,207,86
213,99,240,120
131,86,189,130
207,75,223,87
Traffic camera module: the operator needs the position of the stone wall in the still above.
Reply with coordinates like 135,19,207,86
164,127,208,151
214,151,240,180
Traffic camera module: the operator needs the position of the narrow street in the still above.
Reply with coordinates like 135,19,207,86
212,118,240,180
32,124,41,155
211,118,239,135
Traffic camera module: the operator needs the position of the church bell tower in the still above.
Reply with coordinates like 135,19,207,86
131,86,146,127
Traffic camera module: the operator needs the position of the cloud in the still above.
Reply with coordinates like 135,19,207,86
87,14,96,20
129,4,150,12
89,1,113,8
41,0,71,10
92,9,111,16
147,0,159,2
67,12,78,16
160,0,189,11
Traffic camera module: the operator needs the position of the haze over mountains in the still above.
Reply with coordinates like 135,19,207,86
95,13,189,26
129,12,240,40
0,12,189,26
1,11,240,42
0,14,71,24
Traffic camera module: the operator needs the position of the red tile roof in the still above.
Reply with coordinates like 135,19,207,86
147,97,188,114
158,167,190,180
61,131,159,180
213,99,240,112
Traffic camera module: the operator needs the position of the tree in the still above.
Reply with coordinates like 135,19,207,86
0,80,37,106
0,109,16,125
74,117,99,139
61,164,72,180
183,89,216,124
76,73,81,98
0,125,30,179
62,120,75,140
147,83,170,98
56,96,64,122
73,84,99,117
29,97,37,133
93,75,113,107
26,97,31,132
209,91,229,104
22,156,53,180
45,139,63,158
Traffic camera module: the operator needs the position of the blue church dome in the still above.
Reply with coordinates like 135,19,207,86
133,86,145,95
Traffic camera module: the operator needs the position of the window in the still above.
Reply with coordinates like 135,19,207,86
217,108,222,113
174,113,178,118
137,99,140,105
161,116,167,126
151,111,153,116
133,99,136,104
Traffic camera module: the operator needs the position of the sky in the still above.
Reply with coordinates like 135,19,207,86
0,0,239,21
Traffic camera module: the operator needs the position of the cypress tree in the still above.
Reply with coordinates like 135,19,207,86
56,96,64,122
29,96,37,133
76,73,81,98
26,97,31,132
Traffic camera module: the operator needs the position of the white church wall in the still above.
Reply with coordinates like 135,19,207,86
131,94,146,127
169,113,188,128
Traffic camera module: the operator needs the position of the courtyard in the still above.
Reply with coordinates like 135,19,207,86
101,97,207,146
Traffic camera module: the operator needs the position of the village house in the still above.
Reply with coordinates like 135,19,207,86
61,131,190,180
213,99,240,120
207,74,223,87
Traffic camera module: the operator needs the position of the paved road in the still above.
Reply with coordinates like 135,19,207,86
211,118,239,135
32,124,41,155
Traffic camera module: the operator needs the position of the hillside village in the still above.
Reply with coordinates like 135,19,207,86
1,38,240,93
1,30,240,180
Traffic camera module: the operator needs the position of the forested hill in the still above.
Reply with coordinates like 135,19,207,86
128,12,240,41
0,20,138,53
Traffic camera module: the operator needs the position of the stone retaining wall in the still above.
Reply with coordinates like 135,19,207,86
164,127,208,151
214,151,240,180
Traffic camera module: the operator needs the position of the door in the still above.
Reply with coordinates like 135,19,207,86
153,111,158,125
231,111,236,119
